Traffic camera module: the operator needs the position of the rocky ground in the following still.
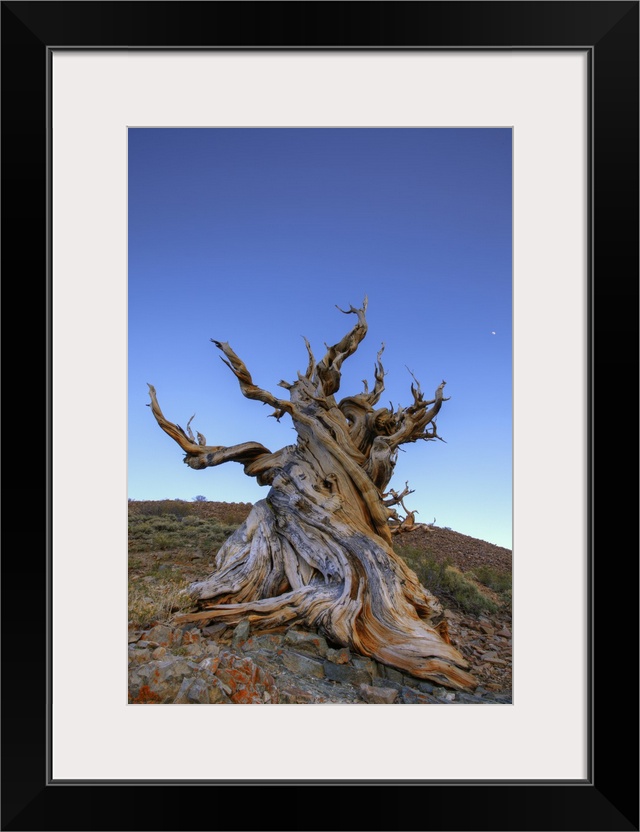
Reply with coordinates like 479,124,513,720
128,618,512,705
128,505,512,705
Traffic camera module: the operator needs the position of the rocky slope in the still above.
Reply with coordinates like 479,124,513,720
396,524,512,574
128,503,512,704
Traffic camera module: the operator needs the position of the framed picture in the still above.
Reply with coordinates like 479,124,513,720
3,2,637,830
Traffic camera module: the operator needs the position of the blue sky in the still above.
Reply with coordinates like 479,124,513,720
128,128,512,549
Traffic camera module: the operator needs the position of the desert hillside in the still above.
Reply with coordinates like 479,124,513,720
128,500,512,703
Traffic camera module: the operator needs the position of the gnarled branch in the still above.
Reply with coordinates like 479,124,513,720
212,340,293,421
313,297,369,396
383,481,415,507
147,383,279,481
387,379,449,449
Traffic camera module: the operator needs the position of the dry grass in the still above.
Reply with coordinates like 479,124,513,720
128,575,195,630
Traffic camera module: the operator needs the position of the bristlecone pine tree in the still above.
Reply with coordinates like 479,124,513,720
148,299,477,690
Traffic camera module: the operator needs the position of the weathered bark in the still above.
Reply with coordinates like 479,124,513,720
148,299,477,690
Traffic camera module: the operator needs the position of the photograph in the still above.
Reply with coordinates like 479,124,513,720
127,127,513,706
2,0,636,829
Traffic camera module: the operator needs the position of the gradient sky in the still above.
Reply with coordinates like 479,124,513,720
128,128,512,548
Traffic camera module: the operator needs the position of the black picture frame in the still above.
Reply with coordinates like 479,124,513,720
2,2,638,830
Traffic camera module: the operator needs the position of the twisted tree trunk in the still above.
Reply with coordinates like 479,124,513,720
148,299,477,690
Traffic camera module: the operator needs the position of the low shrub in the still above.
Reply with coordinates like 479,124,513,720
152,533,173,551
471,564,512,593
395,545,499,616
